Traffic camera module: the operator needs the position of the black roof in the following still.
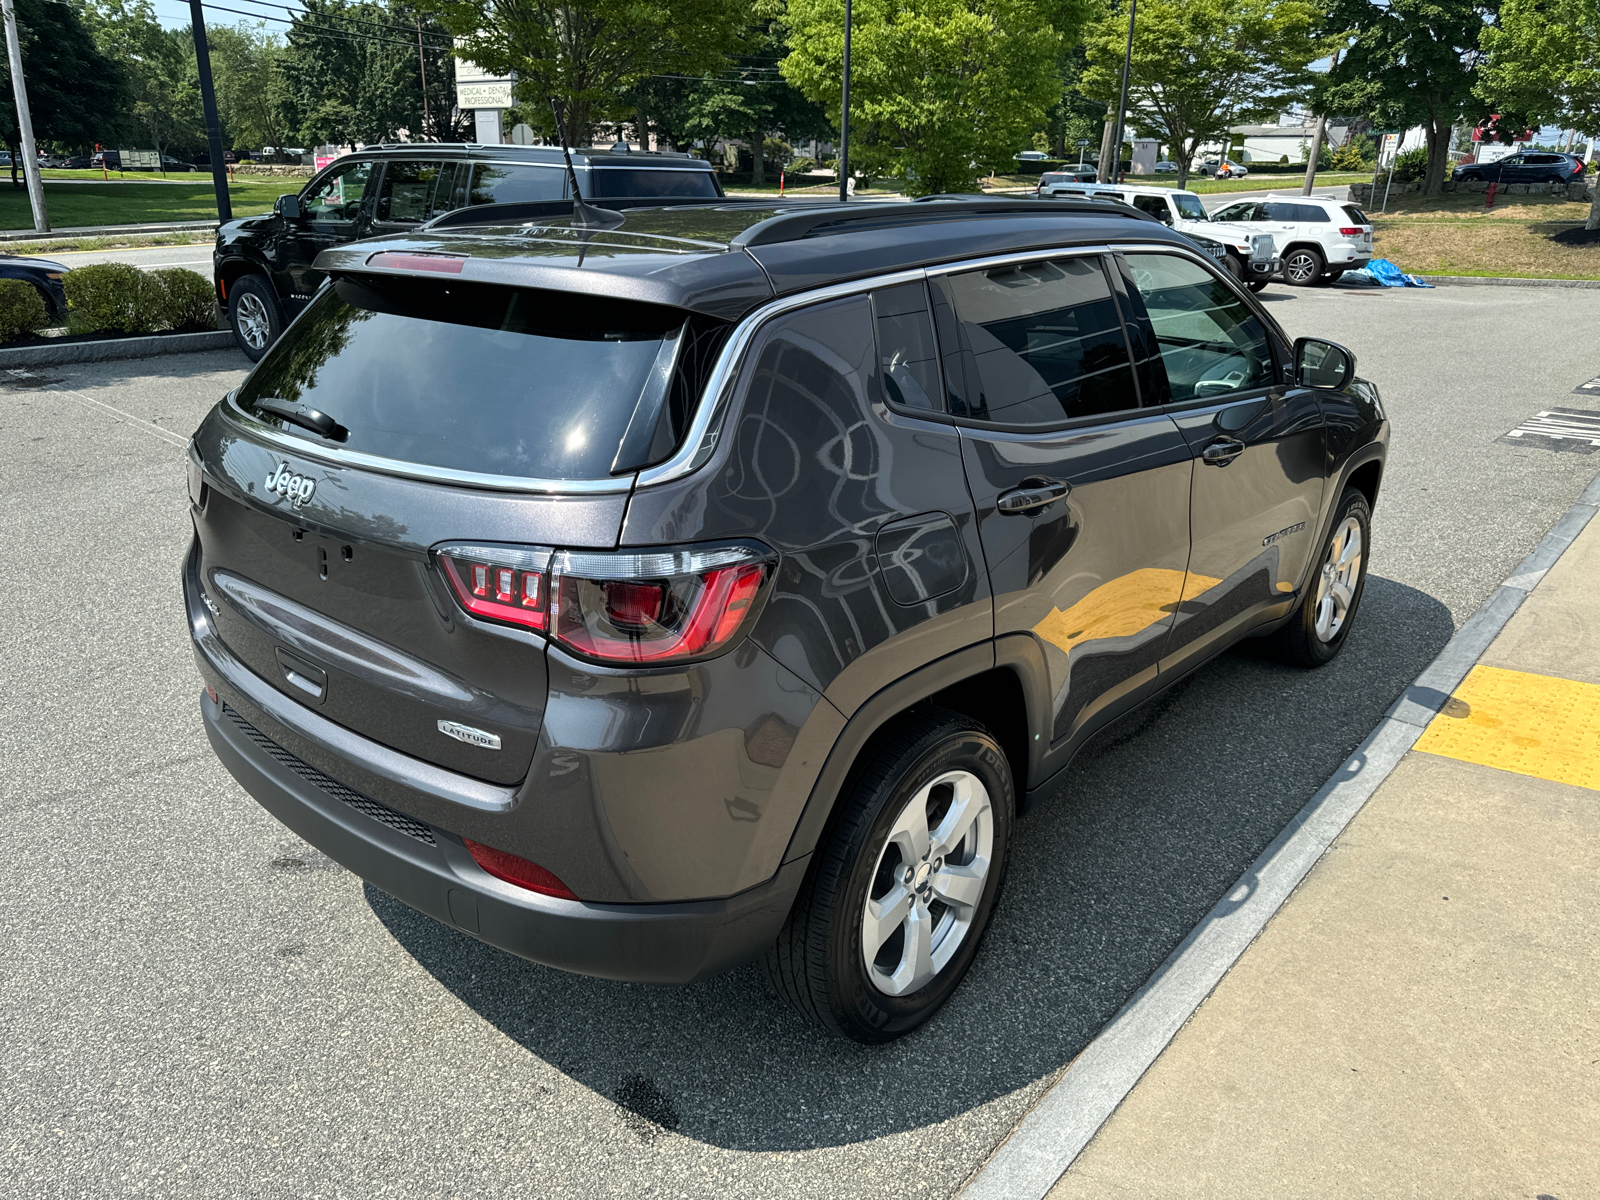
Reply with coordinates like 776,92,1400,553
312,198,1188,323
346,143,713,168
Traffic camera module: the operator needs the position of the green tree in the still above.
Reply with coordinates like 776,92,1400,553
420,0,747,147
204,23,288,151
79,0,203,165
1478,0,1600,226
1078,0,1322,189
0,0,126,182
782,0,1073,195
1040,44,1109,163
1317,0,1497,197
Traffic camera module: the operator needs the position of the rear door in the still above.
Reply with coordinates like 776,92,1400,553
933,253,1193,751
1114,250,1325,675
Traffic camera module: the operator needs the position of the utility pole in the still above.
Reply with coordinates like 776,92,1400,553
189,0,232,221
1106,0,1138,185
416,17,431,138
1301,48,1342,196
2,0,48,232
838,0,852,201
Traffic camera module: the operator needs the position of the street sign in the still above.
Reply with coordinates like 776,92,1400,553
510,124,536,145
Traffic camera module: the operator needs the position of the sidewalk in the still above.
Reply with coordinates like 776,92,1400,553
1045,508,1600,1196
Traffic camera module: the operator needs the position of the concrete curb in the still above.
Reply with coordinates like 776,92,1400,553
0,330,237,367
957,470,1600,1200
0,220,219,243
1421,274,1600,290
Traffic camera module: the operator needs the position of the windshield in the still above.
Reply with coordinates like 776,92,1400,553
236,276,687,480
1172,193,1208,221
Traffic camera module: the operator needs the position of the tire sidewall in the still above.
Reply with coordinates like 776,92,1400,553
230,276,281,361
826,728,1013,1041
1299,490,1372,664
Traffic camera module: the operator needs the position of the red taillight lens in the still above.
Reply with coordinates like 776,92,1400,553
437,543,551,631
1339,227,1364,236
551,545,774,665
463,839,577,899
435,541,774,664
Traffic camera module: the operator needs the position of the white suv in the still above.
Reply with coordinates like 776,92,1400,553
1036,181,1281,290
1210,194,1374,286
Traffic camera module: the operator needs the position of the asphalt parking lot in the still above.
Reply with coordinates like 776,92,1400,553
3,283,1598,1199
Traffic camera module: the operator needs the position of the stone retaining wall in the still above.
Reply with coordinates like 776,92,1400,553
1349,179,1594,205
233,163,315,178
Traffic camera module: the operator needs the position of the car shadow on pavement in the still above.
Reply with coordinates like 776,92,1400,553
368,572,1453,1152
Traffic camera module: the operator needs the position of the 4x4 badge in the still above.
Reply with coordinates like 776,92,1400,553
264,462,316,507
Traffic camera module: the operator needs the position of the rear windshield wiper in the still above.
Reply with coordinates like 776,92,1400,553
255,397,348,442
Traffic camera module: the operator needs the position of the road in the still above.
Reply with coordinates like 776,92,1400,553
3,285,1597,1199
29,242,214,272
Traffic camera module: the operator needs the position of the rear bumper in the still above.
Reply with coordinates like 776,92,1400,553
201,688,807,984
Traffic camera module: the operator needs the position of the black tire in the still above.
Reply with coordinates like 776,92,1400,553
228,274,283,361
1457,173,1480,183
1282,246,1325,287
1247,279,1269,292
763,709,1014,1043
1274,488,1371,668
1225,253,1248,283
1318,269,1346,285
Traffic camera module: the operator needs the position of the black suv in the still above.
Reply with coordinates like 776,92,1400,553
186,197,1386,1041
1453,150,1586,187
212,144,723,360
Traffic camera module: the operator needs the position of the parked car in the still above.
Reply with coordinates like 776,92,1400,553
91,150,120,169
1034,180,1281,289
214,143,726,359
1453,151,1585,186
0,254,68,321
160,156,197,172
185,193,1386,1041
1153,160,1178,173
1210,194,1373,286
1035,168,1098,193
1199,159,1249,178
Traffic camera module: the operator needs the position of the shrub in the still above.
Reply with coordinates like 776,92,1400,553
1331,136,1372,172
788,156,816,174
1390,146,1431,182
150,268,218,331
0,278,49,344
63,262,160,333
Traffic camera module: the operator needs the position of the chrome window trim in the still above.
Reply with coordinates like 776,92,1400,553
221,395,636,495
636,267,928,488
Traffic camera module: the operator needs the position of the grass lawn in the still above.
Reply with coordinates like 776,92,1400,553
1,178,301,231
1370,191,1600,279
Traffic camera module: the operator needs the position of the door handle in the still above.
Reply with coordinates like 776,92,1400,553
1201,437,1246,467
996,479,1071,514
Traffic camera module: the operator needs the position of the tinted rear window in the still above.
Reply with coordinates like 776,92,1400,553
1342,204,1370,225
468,163,564,205
236,277,688,481
591,168,720,198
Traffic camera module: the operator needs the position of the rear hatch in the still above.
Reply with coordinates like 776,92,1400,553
190,269,703,784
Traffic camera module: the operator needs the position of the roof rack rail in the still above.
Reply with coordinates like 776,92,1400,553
419,196,762,233
730,197,1159,247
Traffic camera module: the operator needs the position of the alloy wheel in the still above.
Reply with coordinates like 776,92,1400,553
235,292,271,350
861,769,994,996
1284,251,1321,285
1314,515,1363,641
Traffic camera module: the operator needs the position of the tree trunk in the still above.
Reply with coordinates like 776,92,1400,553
1587,185,1599,231
1096,106,1116,183
1423,115,1451,196
751,138,764,186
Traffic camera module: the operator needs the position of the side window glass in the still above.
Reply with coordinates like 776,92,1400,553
1296,204,1330,222
375,160,446,223
1132,194,1170,222
469,163,565,205
871,282,941,412
1263,202,1298,220
303,160,372,222
1123,253,1275,401
940,256,1139,425
427,162,463,218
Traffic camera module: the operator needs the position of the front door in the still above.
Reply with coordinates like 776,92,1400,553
280,158,376,302
1114,250,1326,676
931,254,1193,754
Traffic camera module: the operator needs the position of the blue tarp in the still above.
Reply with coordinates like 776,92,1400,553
1344,258,1435,288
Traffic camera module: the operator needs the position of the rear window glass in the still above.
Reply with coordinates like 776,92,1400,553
1342,204,1370,225
236,276,689,481
590,168,720,198
468,163,565,205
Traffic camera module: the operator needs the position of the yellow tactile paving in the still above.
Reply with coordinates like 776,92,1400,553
1415,664,1600,791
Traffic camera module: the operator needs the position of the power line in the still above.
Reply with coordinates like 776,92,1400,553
219,0,454,42
198,2,449,50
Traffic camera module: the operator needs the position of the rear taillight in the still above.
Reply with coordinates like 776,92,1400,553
435,541,775,664
1339,227,1364,236
464,839,577,899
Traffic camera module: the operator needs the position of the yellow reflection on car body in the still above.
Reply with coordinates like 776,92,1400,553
1032,568,1222,658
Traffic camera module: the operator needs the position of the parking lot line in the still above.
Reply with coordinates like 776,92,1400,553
42,382,188,448
1416,664,1600,790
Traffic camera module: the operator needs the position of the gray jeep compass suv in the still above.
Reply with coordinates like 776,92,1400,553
185,196,1387,1042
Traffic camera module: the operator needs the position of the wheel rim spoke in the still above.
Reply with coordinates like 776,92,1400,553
863,885,913,961
930,863,984,915
930,774,984,858
889,902,936,995
887,789,931,863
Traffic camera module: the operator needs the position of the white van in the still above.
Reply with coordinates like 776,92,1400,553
1038,181,1281,290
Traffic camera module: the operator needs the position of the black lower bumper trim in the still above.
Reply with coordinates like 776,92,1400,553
202,690,807,985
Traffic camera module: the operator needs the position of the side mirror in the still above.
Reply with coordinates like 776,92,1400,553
1294,336,1356,390
275,193,303,221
